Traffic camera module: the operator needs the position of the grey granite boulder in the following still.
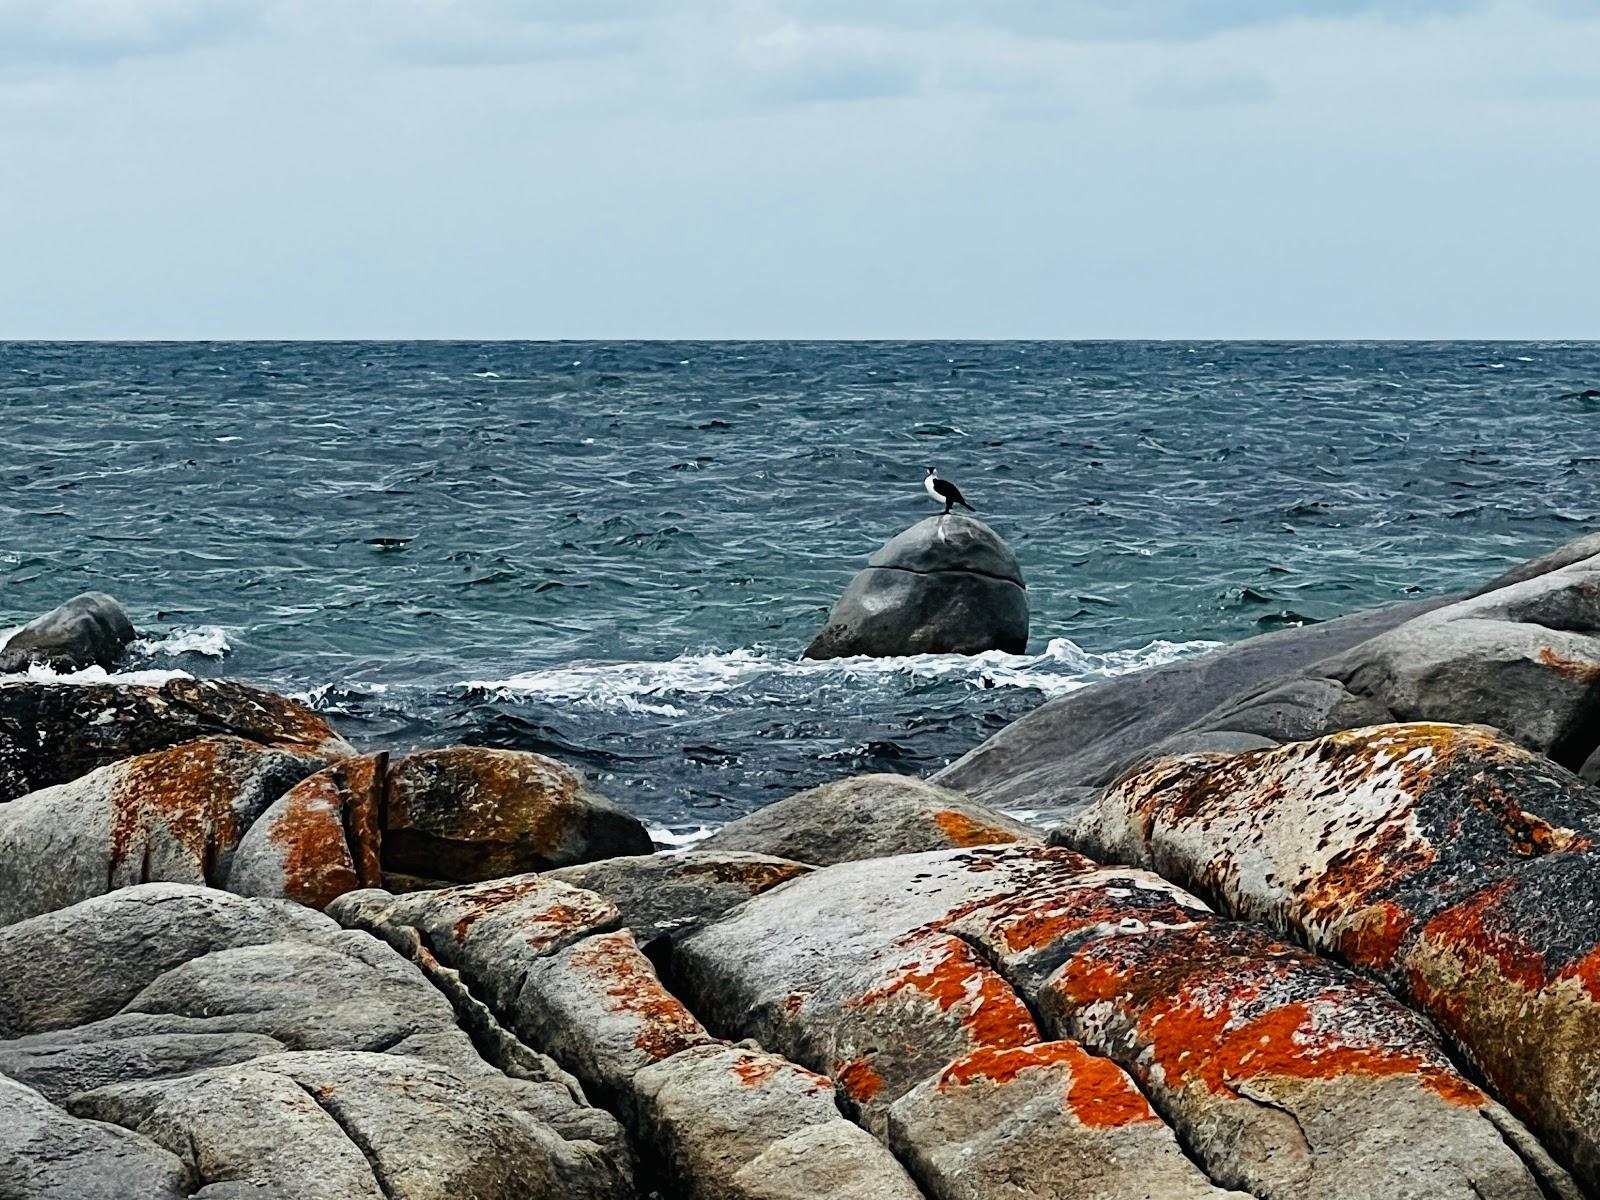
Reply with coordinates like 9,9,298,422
0,737,323,926
0,592,135,675
0,1071,190,1200
0,677,353,804
805,515,1028,659
697,773,1037,866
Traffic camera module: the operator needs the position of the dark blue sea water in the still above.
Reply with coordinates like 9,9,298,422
3,341,1598,836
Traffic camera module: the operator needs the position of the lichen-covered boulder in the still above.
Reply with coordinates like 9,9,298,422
697,774,1036,866
229,748,652,909
545,850,812,943
0,677,353,803
1072,722,1600,1190
0,737,325,925
805,515,1028,659
330,876,922,1200
0,592,135,675
674,844,1570,1200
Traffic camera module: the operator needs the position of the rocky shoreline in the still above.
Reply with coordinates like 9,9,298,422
6,529,1600,1197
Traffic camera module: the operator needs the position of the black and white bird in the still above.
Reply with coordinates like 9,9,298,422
924,466,975,515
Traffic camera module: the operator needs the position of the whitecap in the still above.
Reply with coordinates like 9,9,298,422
647,824,717,848
459,636,1220,715
132,626,232,659
4,663,193,687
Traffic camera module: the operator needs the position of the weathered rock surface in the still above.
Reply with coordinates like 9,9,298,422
0,1071,190,1200
0,593,135,675
674,843,1569,1200
0,677,352,803
545,850,813,943
805,515,1028,659
697,773,1036,866
231,748,653,909
331,876,923,1199
0,883,634,1199
1072,722,1600,1191
0,736,324,925
936,532,1600,813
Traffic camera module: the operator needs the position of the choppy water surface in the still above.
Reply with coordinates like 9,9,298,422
3,341,1597,835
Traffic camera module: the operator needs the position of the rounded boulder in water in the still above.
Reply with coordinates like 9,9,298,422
0,592,135,674
804,515,1028,659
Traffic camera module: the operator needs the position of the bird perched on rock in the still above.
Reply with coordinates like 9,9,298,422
925,467,975,515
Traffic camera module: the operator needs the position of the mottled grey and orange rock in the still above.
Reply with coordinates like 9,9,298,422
0,737,324,925
697,774,1037,866
677,845,1568,1200
330,873,622,1013
1074,722,1600,1190
0,676,352,803
633,1043,924,1200
331,876,917,1200
887,1042,1243,1200
545,850,812,942
72,1050,636,1200
226,754,387,910
383,746,654,881
0,884,337,1038
0,1070,190,1200
232,748,652,909
0,592,135,675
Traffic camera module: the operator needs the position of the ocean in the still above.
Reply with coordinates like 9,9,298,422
2,340,1597,840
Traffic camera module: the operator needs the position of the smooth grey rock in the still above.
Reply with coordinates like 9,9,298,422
0,677,352,804
0,884,337,1038
545,851,812,943
697,773,1037,866
0,592,135,675
867,516,1024,584
0,737,322,926
0,1071,190,1200
933,598,1441,806
0,1029,284,1105
805,516,1028,659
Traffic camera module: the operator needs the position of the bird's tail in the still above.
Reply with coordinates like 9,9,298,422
959,499,976,512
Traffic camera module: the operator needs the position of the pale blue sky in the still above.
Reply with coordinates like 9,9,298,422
0,0,1596,338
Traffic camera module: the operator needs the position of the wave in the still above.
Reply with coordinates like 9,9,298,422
459,636,1220,717
132,626,232,659
4,663,194,687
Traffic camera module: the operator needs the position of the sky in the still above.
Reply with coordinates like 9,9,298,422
0,0,1596,339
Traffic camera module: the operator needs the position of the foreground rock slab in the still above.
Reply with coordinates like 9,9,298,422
0,677,353,803
0,592,135,675
805,515,1028,659
697,773,1036,866
1073,721,1600,1190
0,736,323,925
674,844,1571,1200
332,875,923,1199
0,883,634,1199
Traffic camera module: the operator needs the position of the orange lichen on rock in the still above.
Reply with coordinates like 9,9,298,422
1536,646,1600,684
109,739,242,882
851,934,1038,1055
930,809,1027,848
265,772,362,910
568,932,712,1063
834,1057,885,1103
937,1043,1157,1128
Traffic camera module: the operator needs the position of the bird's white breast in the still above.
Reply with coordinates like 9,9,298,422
924,475,939,501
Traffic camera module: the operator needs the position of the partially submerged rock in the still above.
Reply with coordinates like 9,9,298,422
231,748,653,909
1072,722,1600,1190
0,593,135,676
805,515,1028,659
697,773,1036,866
0,737,324,926
0,677,352,803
